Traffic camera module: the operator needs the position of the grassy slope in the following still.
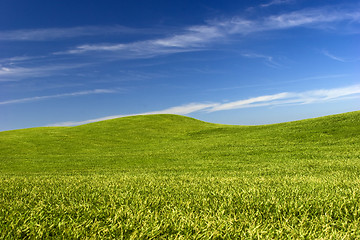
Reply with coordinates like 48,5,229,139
1,111,360,238
1,111,359,175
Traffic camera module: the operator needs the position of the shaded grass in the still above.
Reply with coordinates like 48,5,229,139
1,111,360,238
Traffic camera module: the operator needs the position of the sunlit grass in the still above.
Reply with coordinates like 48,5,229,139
1,111,360,238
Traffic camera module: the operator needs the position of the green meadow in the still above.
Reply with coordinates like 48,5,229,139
1,111,360,239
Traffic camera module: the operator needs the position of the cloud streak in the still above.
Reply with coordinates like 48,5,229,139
260,0,294,8
240,52,282,68
0,63,88,82
0,89,117,105
57,25,223,57
208,92,291,112
49,84,360,127
58,5,360,59
322,50,360,62
0,25,156,41
322,50,346,62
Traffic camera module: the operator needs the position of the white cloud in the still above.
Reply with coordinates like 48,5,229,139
208,92,292,112
260,0,294,8
322,50,346,62
59,5,360,59
48,84,360,127
48,103,218,127
0,64,88,82
0,26,155,41
298,85,360,103
0,89,117,105
0,56,42,64
263,8,349,29
2,4,356,44
58,25,224,57
146,103,219,115
48,114,128,127
154,25,223,48
215,6,360,34
241,52,282,68
322,50,360,63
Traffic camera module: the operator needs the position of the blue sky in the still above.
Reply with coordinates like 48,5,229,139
0,0,359,131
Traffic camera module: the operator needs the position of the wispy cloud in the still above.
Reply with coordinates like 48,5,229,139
297,85,360,103
146,103,219,115
206,74,350,92
47,102,218,127
208,84,360,110
0,63,87,82
0,89,117,105
57,25,223,57
49,84,360,126
262,8,360,30
0,25,156,41
0,55,45,64
241,52,282,68
260,0,294,8
59,5,360,59
322,50,346,62
322,50,360,62
208,92,291,112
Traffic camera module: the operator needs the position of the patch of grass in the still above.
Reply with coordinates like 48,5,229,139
1,111,360,238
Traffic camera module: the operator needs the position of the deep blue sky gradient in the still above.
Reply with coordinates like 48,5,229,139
0,0,359,131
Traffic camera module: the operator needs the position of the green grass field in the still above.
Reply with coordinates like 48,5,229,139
1,111,360,239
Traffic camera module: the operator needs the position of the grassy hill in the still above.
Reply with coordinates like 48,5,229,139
1,111,360,238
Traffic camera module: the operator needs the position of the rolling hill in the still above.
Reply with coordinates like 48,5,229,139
1,111,360,239
1,111,359,175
